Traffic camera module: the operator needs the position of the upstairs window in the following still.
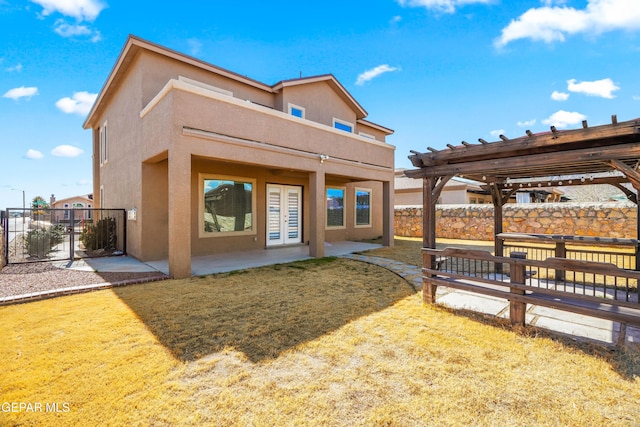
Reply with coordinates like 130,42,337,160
288,103,305,119
99,121,108,166
333,118,353,133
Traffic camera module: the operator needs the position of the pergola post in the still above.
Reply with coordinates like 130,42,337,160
422,175,451,304
489,184,505,258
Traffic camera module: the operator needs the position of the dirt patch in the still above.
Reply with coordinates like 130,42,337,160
0,262,167,299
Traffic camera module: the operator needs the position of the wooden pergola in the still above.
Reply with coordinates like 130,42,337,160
406,116,640,252
405,116,640,326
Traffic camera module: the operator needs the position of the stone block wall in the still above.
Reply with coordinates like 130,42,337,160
395,202,638,240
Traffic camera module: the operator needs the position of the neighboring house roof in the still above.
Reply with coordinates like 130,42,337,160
84,35,387,130
395,169,484,191
51,194,93,206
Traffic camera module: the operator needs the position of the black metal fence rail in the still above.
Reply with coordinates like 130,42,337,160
428,247,639,306
4,208,126,264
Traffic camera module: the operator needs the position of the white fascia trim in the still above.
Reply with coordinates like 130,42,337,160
140,79,395,150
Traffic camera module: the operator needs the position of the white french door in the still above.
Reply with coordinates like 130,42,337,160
266,184,302,246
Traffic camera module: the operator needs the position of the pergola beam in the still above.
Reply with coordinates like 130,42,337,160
406,142,640,180
409,119,640,168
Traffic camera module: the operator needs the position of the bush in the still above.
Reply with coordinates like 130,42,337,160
80,217,117,252
25,225,66,258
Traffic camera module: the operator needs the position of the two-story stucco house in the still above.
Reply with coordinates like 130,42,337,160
83,35,395,278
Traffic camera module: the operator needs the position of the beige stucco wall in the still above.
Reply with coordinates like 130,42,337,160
279,82,357,130
91,44,395,270
395,190,421,206
140,51,274,110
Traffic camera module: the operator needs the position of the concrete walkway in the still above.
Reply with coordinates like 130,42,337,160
344,253,640,349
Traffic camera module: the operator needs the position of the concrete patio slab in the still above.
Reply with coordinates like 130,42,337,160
145,241,383,276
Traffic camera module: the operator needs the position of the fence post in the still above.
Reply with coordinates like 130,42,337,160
555,241,566,281
509,251,527,326
422,250,437,304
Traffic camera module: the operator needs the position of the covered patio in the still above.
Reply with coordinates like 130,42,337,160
145,240,382,276
406,116,640,329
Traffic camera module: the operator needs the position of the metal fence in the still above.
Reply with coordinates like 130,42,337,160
4,208,126,264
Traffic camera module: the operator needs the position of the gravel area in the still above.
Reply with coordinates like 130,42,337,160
0,262,167,300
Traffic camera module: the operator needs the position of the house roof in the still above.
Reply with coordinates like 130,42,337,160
84,35,376,129
395,169,482,191
52,194,93,205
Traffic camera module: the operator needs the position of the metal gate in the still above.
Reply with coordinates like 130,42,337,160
3,208,126,264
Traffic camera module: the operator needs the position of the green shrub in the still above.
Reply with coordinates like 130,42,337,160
25,225,65,257
80,217,117,252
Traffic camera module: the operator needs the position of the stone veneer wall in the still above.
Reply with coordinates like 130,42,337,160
395,202,638,240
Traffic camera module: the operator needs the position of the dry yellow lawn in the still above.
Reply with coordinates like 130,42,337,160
1,256,639,426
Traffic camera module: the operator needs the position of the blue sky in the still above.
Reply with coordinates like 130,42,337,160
1,0,640,210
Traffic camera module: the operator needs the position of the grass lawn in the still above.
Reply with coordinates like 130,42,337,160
1,255,640,426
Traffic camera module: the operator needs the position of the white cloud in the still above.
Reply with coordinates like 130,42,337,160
355,64,400,86
567,78,619,99
55,91,97,115
187,38,203,56
633,95,640,101
51,145,84,157
26,149,44,159
489,129,505,137
390,15,402,24
53,21,102,41
517,119,536,127
3,86,38,100
495,0,640,47
542,110,587,128
30,0,106,21
6,63,23,72
397,0,492,14
551,90,569,101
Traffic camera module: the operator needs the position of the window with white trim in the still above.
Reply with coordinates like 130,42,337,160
100,185,104,208
333,118,354,133
358,132,376,140
355,188,371,227
201,174,256,236
326,187,346,228
99,121,108,166
288,103,305,118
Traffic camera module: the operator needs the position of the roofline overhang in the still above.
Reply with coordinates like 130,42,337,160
357,118,394,135
84,34,373,129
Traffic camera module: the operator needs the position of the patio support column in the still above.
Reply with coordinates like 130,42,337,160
309,171,325,258
167,147,192,278
382,180,394,247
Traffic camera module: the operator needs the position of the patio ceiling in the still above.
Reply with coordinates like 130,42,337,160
405,116,640,191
